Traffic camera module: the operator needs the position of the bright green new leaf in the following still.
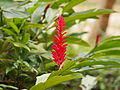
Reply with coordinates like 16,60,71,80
8,22,19,34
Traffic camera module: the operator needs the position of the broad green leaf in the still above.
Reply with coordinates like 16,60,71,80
92,50,120,58
13,42,30,51
30,75,81,90
91,39,120,52
31,4,47,23
22,33,30,44
67,36,89,47
63,0,85,12
44,75,81,89
45,8,58,23
0,0,18,9
1,28,16,36
3,10,29,18
8,22,19,34
65,9,116,22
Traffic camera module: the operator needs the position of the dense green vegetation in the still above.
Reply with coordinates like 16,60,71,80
0,0,120,90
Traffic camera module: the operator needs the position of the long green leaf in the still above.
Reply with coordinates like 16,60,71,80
75,60,120,69
91,39,120,52
65,9,116,22
92,50,120,58
1,28,16,36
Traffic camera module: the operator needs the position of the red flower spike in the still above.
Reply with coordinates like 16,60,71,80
51,16,68,69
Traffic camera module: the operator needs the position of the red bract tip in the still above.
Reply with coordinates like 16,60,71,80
51,16,67,69
95,34,102,46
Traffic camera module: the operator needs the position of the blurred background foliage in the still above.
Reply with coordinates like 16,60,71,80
0,0,120,90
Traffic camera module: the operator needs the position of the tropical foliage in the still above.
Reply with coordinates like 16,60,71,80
0,0,120,90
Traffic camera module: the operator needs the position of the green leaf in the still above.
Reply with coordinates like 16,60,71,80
8,22,19,34
92,50,120,58
0,0,18,8
22,33,30,44
26,4,40,14
38,0,56,2
75,60,120,69
49,60,77,78
66,36,89,47
65,9,116,22
1,28,16,36
44,75,81,89
74,65,120,73
45,8,58,23
0,84,18,90
30,75,81,90
51,0,69,9
68,32,87,36
3,10,29,18
23,23,44,29
91,39,120,52
31,4,47,23
63,0,85,12
13,42,30,51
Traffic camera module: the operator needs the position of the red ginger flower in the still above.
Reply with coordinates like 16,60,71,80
51,16,68,67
